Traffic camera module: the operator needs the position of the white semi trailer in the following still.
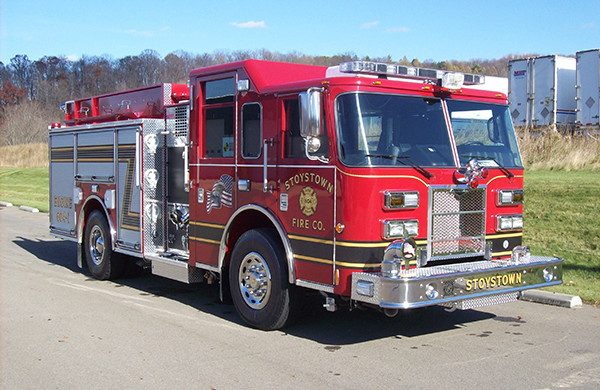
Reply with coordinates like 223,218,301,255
508,55,576,128
576,49,600,128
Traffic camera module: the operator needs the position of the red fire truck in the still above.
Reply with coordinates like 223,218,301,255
49,59,563,330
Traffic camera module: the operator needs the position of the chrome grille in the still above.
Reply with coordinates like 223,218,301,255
173,105,189,138
428,186,486,261
166,105,189,147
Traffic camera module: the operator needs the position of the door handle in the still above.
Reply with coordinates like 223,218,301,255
263,138,273,193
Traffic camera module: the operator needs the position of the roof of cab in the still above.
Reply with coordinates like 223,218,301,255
189,59,328,93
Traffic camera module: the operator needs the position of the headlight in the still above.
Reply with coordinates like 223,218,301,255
383,220,419,239
497,214,523,232
497,189,524,205
383,191,419,210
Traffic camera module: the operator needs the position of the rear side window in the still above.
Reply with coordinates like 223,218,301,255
242,103,261,158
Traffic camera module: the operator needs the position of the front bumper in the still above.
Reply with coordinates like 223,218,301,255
351,255,562,310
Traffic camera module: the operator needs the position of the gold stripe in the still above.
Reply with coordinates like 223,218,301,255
120,224,140,231
78,145,113,150
78,158,113,162
336,166,429,186
51,159,73,162
289,234,426,248
295,254,415,269
486,174,524,185
190,236,221,245
295,254,332,265
51,147,73,151
337,259,411,268
492,251,513,257
486,232,523,239
190,220,226,229
288,234,333,245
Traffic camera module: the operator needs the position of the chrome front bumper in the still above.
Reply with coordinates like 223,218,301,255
351,255,563,310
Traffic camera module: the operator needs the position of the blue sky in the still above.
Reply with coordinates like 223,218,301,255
1,0,599,65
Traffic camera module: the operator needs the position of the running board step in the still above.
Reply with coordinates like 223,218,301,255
149,256,204,284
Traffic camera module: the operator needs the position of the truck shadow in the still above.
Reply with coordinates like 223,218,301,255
15,236,495,345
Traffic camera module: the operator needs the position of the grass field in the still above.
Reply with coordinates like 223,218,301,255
523,170,600,306
0,167,49,212
0,167,599,305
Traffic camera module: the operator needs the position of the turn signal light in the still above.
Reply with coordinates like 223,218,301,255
384,191,419,210
498,189,524,206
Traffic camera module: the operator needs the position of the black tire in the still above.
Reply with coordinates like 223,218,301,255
229,228,293,330
84,210,125,280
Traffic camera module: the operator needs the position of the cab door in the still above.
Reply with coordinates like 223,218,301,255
276,96,336,286
189,76,237,269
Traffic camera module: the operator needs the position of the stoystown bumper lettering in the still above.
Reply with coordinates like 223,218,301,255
465,273,522,292
351,255,563,310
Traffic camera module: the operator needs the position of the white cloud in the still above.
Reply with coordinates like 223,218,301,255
124,29,155,37
66,54,80,61
231,20,266,29
386,26,410,33
361,21,379,30
581,22,596,30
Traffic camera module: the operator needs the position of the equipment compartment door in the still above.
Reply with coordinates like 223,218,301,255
49,133,76,238
116,127,141,248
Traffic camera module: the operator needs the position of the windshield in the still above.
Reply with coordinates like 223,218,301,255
336,93,455,167
447,100,523,168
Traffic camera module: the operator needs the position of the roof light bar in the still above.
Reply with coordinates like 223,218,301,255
337,61,485,87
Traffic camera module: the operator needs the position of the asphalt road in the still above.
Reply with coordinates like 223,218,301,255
1,206,599,389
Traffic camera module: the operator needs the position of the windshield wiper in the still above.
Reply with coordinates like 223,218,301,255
397,155,434,179
461,155,514,179
365,154,434,179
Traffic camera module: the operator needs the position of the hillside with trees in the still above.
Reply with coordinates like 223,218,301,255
0,49,535,146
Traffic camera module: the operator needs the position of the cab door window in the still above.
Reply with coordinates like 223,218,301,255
204,106,234,157
283,98,305,158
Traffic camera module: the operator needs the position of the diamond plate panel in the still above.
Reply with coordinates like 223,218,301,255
429,187,486,260
440,292,520,310
141,119,167,256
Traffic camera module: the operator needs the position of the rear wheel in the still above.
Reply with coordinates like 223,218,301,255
84,210,125,280
229,229,293,330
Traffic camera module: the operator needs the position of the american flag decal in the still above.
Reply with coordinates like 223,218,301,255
206,174,234,214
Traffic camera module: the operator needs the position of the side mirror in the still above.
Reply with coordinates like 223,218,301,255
298,88,328,163
299,88,322,138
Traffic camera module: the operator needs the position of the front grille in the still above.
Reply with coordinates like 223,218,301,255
427,186,486,262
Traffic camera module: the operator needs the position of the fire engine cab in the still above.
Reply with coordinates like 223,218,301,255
49,59,563,330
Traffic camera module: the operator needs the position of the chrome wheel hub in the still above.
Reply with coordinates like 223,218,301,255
238,252,272,309
89,225,105,266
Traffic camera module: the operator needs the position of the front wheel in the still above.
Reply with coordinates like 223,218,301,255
229,229,293,330
84,210,125,280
